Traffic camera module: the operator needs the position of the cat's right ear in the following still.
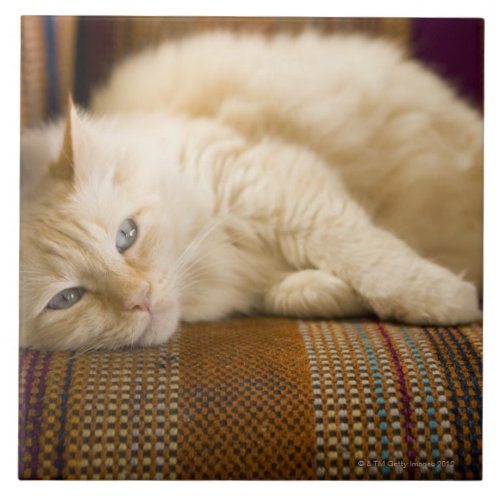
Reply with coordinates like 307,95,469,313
49,95,77,181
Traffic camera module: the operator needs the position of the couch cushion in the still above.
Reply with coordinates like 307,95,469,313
18,317,482,480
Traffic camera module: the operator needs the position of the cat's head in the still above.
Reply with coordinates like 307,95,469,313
20,101,191,350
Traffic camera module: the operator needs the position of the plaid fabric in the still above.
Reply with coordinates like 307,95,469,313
19,318,482,480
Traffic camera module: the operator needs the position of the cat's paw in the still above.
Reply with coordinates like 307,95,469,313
401,278,481,325
265,269,369,317
367,264,482,325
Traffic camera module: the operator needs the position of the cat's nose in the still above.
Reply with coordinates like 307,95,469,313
126,283,151,313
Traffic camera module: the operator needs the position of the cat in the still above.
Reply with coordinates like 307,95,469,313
20,31,483,350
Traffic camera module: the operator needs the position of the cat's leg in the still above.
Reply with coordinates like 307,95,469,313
267,185,481,325
296,205,482,325
264,269,371,318
234,139,481,326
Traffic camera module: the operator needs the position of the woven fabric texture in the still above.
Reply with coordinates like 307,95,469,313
19,318,482,480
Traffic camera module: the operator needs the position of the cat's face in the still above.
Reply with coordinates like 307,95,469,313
20,103,183,350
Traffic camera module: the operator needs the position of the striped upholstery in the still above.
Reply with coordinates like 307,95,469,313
21,16,77,127
19,17,483,480
19,319,482,480
21,16,413,126
20,16,484,128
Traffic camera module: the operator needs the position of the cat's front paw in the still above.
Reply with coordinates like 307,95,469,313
401,278,481,325
367,264,482,325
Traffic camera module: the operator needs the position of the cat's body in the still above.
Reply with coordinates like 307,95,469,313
20,32,483,350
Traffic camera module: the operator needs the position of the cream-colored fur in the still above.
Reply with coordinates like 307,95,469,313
20,32,482,350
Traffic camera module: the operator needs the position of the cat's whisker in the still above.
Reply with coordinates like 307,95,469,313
164,218,235,287
173,227,249,281
173,217,228,272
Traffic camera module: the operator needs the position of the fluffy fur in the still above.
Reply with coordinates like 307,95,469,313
20,32,483,350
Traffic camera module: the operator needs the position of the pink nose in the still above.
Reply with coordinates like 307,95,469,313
126,283,151,313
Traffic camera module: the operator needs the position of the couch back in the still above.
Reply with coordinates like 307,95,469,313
20,16,483,128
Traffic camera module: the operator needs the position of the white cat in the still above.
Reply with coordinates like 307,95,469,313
20,32,483,350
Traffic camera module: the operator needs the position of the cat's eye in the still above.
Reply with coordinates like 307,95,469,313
47,287,85,310
116,218,138,253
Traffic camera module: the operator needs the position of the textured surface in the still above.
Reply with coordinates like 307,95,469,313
18,318,482,480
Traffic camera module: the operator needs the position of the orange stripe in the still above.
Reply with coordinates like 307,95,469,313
55,16,77,112
21,16,47,127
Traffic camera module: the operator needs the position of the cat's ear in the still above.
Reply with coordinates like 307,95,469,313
49,94,79,181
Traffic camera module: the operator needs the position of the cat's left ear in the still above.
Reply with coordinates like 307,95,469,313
50,94,79,181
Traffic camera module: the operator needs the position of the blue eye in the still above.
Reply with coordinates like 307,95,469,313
116,218,138,253
47,287,85,310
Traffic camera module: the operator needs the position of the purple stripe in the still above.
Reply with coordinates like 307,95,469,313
377,323,417,478
18,350,38,477
28,352,52,477
55,354,75,478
